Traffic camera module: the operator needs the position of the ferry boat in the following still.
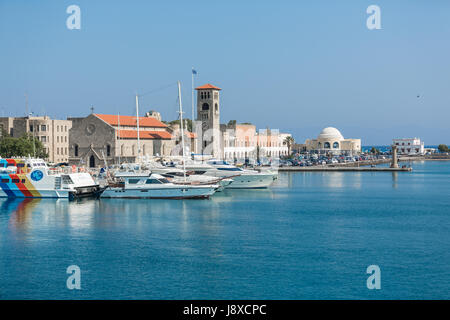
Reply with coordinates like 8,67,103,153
100,171,219,199
0,158,102,199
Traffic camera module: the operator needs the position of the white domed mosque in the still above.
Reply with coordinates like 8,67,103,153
304,127,361,155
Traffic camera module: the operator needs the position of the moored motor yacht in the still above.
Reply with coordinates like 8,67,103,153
178,159,275,189
100,171,219,199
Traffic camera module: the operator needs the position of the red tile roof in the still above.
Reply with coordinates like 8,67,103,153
195,83,221,90
94,114,167,128
186,132,197,139
117,130,173,140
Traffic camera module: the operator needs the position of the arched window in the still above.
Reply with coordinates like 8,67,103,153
74,144,79,157
215,103,218,113
333,142,339,149
324,142,331,149
89,155,95,168
106,144,111,156
202,103,209,110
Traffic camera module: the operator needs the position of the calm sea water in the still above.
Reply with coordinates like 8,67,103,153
1,161,449,300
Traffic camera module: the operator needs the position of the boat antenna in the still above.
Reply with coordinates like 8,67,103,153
178,81,187,182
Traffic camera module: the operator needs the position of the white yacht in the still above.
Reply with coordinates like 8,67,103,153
100,171,219,199
178,160,275,189
139,159,233,191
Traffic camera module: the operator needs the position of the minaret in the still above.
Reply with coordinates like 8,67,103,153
195,83,221,158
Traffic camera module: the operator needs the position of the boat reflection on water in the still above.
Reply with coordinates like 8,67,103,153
4,198,42,231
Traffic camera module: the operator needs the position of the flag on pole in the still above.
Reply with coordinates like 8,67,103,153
192,68,197,75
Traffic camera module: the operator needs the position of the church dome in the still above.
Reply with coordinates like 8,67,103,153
318,127,344,140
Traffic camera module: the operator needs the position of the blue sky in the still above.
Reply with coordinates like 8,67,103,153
1,0,449,144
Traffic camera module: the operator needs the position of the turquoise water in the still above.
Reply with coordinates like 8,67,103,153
0,161,449,299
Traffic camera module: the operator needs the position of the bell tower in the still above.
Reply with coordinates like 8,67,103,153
195,83,221,158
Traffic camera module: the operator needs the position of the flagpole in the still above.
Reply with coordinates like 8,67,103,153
191,67,195,125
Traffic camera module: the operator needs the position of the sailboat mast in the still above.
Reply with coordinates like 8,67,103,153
135,93,141,161
117,112,121,164
178,81,187,182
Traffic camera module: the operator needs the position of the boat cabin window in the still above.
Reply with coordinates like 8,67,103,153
145,179,162,184
128,179,141,184
62,175,74,184
7,163,15,167
12,179,20,183
17,163,25,167
158,178,170,184
217,167,242,171
1,179,9,183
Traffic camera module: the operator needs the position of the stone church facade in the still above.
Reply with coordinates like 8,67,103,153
68,113,175,167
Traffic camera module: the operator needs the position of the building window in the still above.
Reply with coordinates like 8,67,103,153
202,103,209,111
57,136,59,143
74,144,79,157
29,125,33,132
106,144,111,157
41,136,47,143
333,142,339,149
324,142,330,149
57,126,59,132
215,103,218,113
41,125,46,131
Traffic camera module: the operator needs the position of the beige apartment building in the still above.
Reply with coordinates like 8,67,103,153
0,116,72,163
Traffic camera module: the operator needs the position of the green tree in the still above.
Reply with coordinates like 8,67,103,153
0,133,48,159
284,136,295,156
227,120,236,127
370,147,380,154
438,144,449,153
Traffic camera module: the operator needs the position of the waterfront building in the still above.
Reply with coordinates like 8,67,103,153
194,83,292,161
195,84,222,159
0,116,71,164
392,138,424,155
222,123,290,160
169,122,197,155
257,129,291,158
222,123,258,160
303,127,361,155
68,113,176,167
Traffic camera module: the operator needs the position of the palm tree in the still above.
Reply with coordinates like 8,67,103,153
284,136,295,156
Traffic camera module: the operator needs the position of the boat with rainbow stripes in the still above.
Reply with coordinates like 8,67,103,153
0,157,102,199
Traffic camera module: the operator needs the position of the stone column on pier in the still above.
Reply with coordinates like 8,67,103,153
391,145,399,168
